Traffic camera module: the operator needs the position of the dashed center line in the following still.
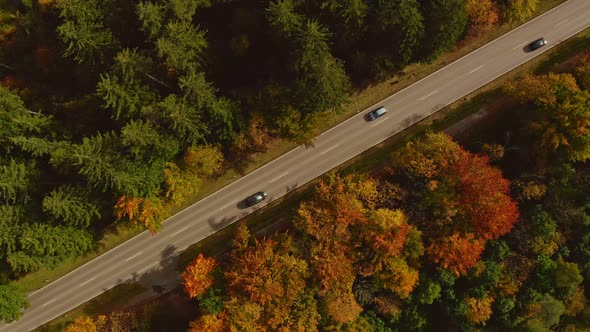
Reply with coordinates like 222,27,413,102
125,252,143,262
419,90,439,101
468,65,485,74
320,145,339,155
42,299,56,307
371,116,390,127
79,277,96,287
554,18,568,27
270,172,289,183
513,41,528,50
168,226,189,239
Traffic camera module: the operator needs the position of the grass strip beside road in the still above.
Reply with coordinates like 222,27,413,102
34,283,145,332
15,0,568,297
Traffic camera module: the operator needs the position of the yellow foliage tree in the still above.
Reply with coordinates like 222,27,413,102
574,51,590,89
182,145,224,178
115,196,167,234
188,313,226,332
375,257,419,299
465,296,494,324
224,297,264,332
506,73,590,161
564,286,586,316
64,316,97,332
506,0,539,23
324,291,363,325
164,162,201,205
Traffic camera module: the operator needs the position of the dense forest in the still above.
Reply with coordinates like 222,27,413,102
64,52,590,331
0,0,555,324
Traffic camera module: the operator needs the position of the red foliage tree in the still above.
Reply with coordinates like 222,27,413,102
395,133,520,273
453,154,520,240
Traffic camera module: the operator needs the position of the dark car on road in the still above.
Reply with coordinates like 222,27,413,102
366,107,388,121
528,37,547,51
245,191,267,206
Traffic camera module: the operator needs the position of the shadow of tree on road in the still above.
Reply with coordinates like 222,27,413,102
207,215,238,231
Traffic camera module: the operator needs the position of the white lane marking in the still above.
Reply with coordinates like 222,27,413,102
42,299,57,307
371,117,390,127
554,18,569,27
468,65,485,74
270,172,289,183
419,90,439,101
125,252,143,262
168,226,189,239
512,41,528,50
79,277,96,287
320,145,339,155
217,200,238,211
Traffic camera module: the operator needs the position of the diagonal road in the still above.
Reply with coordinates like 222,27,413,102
3,0,590,330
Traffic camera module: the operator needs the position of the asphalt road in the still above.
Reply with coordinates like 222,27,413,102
3,1,590,330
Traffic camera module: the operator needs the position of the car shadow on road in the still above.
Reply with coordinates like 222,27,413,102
236,199,250,210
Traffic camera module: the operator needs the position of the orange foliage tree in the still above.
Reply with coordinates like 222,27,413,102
182,253,218,299
312,244,356,297
366,209,411,262
233,114,272,152
427,232,486,276
293,174,423,323
223,230,315,330
292,175,374,324
114,196,167,234
466,0,499,35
